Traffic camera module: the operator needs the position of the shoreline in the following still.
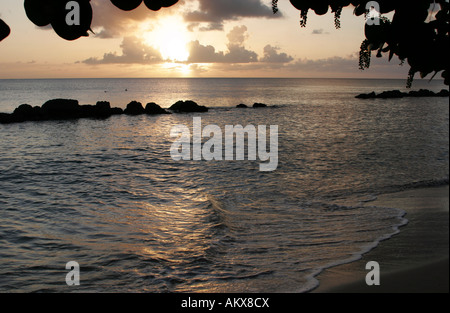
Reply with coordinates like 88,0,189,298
312,185,449,293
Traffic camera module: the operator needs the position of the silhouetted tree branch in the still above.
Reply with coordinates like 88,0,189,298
0,0,179,42
0,18,11,41
274,0,449,87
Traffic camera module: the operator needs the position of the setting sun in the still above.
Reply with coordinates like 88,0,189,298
144,16,190,62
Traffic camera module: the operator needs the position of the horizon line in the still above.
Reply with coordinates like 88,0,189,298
2,77,440,81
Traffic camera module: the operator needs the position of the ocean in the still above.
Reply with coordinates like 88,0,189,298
0,78,448,292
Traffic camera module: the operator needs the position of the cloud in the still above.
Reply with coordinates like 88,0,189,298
187,39,258,64
82,36,163,64
260,45,294,63
284,53,411,77
187,22,224,32
287,56,357,72
187,26,258,64
184,0,280,31
82,24,295,68
227,25,248,46
89,0,281,37
90,0,179,38
312,29,329,35
187,40,224,63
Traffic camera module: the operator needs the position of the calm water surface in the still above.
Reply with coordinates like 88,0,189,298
0,78,448,292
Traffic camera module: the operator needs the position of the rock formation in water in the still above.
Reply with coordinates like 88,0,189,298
253,103,268,108
0,98,203,124
356,89,449,99
124,101,145,115
169,100,209,113
145,102,171,115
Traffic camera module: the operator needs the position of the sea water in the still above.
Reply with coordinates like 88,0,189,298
0,78,448,292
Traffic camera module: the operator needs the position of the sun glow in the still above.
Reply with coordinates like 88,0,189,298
144,16,190,62
161,62,191,76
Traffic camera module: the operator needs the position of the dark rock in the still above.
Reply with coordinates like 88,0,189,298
111,107,124,115
409,89,436,97
436,89,450,97
253,103,268,108
80,104,96,118
124,101,145,115
41,99,81,120
236,104,248,108
13,104,43,121
169,100,208,113
96,101,111,111
64,101,112,119
377,90,407,99
356,92,376,99
356,89,448,99
95,101,112,118
13,104,34,116
145,102,171,115
2,100,123,124
31,106,44,120
0,113,15,124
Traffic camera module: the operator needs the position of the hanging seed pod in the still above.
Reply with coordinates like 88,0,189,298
300,9,309,27
334,7,343,29
359,39,371,70
406,68,416,88
272,0,279,14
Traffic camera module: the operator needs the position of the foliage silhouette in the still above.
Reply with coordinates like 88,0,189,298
1,0,448,87
0,18,10,41
273,0,449,86
0,0,179,42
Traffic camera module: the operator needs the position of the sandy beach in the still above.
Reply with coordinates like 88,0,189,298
312,185,449,293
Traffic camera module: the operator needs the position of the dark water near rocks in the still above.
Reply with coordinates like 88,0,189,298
0,78,448,292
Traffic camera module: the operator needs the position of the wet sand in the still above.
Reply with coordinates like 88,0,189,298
312,185,449,293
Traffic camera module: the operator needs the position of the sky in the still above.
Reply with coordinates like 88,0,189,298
0,0,414,79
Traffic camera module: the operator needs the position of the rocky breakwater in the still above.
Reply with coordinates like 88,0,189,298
0,99,210,124
356,89,449,99
168,100,209,113
236,103,271,108
0,99,123,124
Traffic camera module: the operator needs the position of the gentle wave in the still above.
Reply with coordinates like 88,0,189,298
0,78,448,292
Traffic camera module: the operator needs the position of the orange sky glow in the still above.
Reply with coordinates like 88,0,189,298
0,0,414,79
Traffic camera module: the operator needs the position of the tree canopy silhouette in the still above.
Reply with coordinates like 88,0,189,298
0,18,11,41
0,0,179,41
273,0,449,86
1,1,448,87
